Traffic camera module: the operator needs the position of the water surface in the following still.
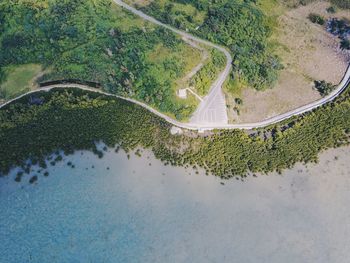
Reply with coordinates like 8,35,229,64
1,147,350,263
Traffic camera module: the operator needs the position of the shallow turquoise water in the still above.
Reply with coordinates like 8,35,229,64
1,147,350,263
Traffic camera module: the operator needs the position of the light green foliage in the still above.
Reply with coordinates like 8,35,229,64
0,0,200,119
139,0,207,30
0,64,42,99
141,0,282,90
190,49,226,96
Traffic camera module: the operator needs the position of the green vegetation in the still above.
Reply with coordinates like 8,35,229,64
314,80,334,97
282,0,348,8
1,86,349,179
328,18,350,36
1,0,350,180
0,0,204,120
190,49,226,96
308,13,325,25
341,39,350,50
234,98,243,105
0,64,42,99
330,0,350,9
326,6,336,13
327,18,350,51
139,0,282,90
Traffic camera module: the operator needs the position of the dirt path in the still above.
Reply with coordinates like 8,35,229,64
180,38,209,84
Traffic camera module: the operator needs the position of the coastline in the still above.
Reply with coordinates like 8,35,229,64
1,87,350,179
1,145,349,262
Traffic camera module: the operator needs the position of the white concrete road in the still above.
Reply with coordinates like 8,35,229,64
113,0,232,126
1,1,349,132
1,64,349,132
112,0,350,130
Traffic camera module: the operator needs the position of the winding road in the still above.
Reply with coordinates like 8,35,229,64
1,0,350,132
113,0,232,125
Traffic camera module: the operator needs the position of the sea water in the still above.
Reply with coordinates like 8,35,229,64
1,147,350,263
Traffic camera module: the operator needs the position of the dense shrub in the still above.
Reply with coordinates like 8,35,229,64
341,39,350,50
1,86,349,178
142,0,282,90
314,80,334,97
308,13,325,25
0,0,198,119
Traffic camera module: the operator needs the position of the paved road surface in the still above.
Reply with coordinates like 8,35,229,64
1,63,349,132
1,1,349,132
113,0,232,125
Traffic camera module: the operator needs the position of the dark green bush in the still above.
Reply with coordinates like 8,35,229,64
308,13,325,25
341,39,350,50
142,0,282,90
326,6,336,13
1,87,350,179
314,80,334,97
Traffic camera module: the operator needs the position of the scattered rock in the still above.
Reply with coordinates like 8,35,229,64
29,176,38,184
170,126,183,135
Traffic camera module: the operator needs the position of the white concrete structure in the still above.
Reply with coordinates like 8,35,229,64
170,126,183,135
1,1,349,133
113,0,232,126
177,89,187,99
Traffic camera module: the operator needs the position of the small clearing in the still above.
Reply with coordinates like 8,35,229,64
0,64,42,100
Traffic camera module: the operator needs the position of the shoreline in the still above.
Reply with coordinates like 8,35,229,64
1,87,350,179
1,144,350,262
2,137,349,185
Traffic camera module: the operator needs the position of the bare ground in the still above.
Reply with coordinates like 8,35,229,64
232,1,350,123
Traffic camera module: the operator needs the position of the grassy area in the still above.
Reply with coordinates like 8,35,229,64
0,0,208,120
127,0,207,29
330,0,350,9
111,3,150,32
146,42,202,76
136,0,282,90
190,48,226,96
275,0,350,9
165,1,207,28
143,42,203,119
0,64,42,99
224,0,350,124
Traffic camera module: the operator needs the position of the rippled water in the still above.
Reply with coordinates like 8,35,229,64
1,147,350,263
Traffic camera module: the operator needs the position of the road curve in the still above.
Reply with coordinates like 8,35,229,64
1,64,349,132
1,1,349,132
113,0,232,125
111,0,350,130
